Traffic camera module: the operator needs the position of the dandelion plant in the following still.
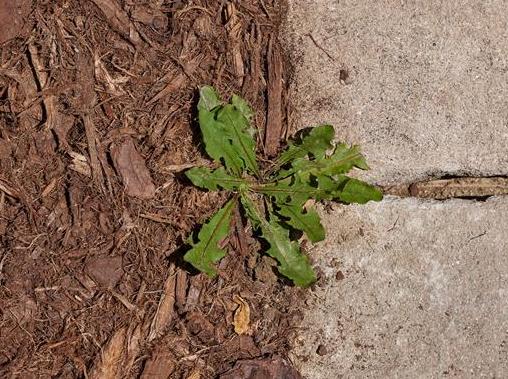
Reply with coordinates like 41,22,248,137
184,86,382,287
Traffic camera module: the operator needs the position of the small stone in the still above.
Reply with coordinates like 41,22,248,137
316,344,328,356
335,270,345,281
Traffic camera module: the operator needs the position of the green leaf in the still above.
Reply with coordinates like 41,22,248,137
198,87,244,176
184,199,236,277
216,104,259,176
197,86,259,176
187,90,382,289
198,86,222,111
231,94,254,121
253,176,318,205
288,144,368,180
186,167,247,191
277,125,334,167
338,178,383,204
277,203,325,243
241,194,316,287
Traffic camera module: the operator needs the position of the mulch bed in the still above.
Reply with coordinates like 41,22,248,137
0,0,307,378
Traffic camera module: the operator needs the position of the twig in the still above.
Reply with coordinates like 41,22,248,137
306,33,336,61
140,213,179,227
0,179,19,198
27,43,58,130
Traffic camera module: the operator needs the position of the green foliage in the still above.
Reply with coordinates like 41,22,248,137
184,86,383,287
184,198,235,277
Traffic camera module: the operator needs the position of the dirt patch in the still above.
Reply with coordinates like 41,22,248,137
0,1,302,378
0,0,31,44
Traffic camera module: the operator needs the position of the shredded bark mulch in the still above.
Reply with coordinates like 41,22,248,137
0,0,306,378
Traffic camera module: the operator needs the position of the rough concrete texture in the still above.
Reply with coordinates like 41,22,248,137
286,1,508,377
292,197,508,378
286,0,508,184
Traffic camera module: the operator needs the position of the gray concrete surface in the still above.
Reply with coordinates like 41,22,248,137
291,197,508,378
286,0,508,377
286,0,508,185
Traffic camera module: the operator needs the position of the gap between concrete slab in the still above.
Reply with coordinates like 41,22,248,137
382,176,508,200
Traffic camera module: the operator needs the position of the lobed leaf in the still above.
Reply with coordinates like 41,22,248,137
197,86,259,177
285,144,369,181
186,167,247,191
198,87,244,176
277,203,325,243
337,177,383,204
253,176,318,205
277,125,335,166
231,94,254,122
241,194,316,287
184,198,236,277
216,104,259,176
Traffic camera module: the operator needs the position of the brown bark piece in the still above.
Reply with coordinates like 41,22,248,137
140,350,176,379
90,0,142,47
175,269,188,313
85,256,124,289
148,266,176,342
111,137,156,199
130,5,167,29
219,356,303,379
89,327,127,379
225,2,245,87
264,34,284,157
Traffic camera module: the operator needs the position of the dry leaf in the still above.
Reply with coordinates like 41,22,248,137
233,295,251,335
111,137,156,199
186,370,201,379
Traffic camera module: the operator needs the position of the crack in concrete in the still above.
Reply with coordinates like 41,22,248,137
382,176,508,200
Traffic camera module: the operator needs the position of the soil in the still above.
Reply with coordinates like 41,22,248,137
0,1,305,378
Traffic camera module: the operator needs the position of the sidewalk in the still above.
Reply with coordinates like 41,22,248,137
286,0,508,377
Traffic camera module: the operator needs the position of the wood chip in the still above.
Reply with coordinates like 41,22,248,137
68,151,92,177
148,265,176,342
264,34,283,156
146,55,202,105
90,0,142,47
175,269,188,313
110,137,156,199
124,323,142,373
0,179,19,198
85,256,124,289
140,350,176,379
90,327,126,379
130,4,167,29
225,2,245,87
233,295,251,335
0,0,30,44
41,178,58,198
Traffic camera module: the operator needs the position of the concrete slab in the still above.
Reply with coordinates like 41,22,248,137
291,197,508,378
286,0,508,184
